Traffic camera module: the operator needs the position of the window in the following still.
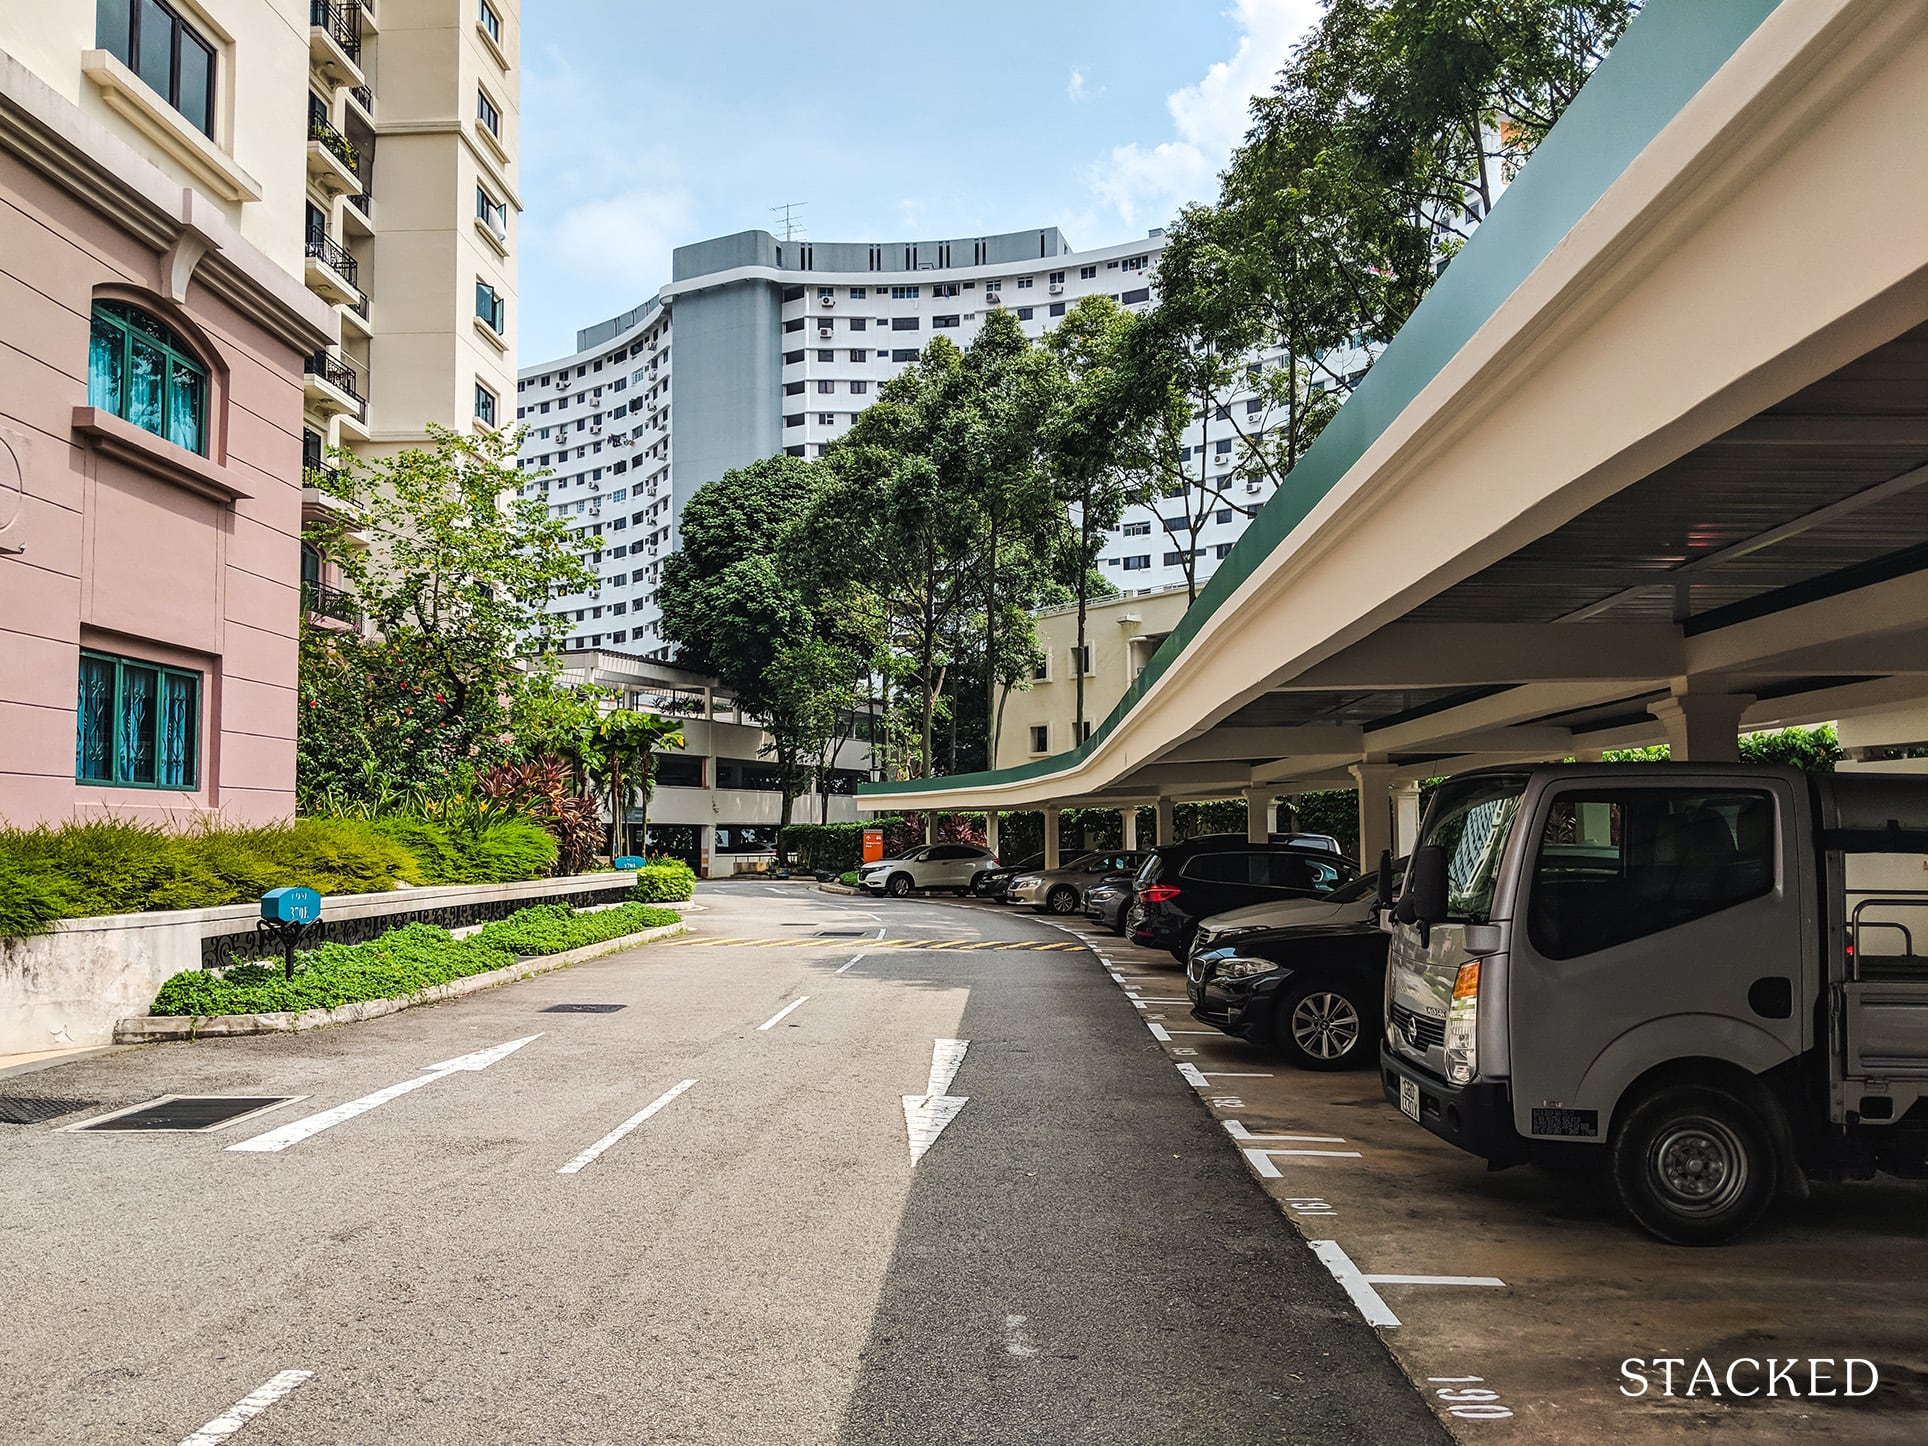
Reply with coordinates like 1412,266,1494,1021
75,648,200,788
477,88,500,135
1122,289,1151,305
1525,789,1777,960
817,349,834,362
1079,720,1094,742
849,317,867,332
1016,276,1034,288
891,316,919,331
817,412,835,425
1049,271,1065,285
849,287,866,299
1049,302,1066,317
1079,265,1097,280
1016,307,1034,321
1213,543,1233,559
891,349,916,362
890,285,920,300
474,185,508,237
817,379,835,394
1030,725,1049,753
1122,520,1151,537
1072,645,1093,675
849,349,867,364
475,280,505,333
87,300,208,455
1031,655,1049,681
1122,554,1150,570
474,382,497,425
1215,509,1233,524
1215,438,1234,454
478,0,501,42
98,0,216,137
933,315,960,328
817,286,835,300
850,379,868,394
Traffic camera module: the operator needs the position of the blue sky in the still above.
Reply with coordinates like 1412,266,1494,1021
516,0,1322,360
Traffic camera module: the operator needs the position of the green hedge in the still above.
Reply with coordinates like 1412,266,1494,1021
149,900,681,1016
629,860,695,902
838,871,860,887
369,816,558,885
778,819,906,874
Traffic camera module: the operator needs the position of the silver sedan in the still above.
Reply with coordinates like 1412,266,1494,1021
1008,851,1148,914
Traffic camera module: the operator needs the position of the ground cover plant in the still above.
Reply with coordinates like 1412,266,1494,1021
148,901,681,1017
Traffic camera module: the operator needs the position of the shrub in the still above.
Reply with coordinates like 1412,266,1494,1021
779,819,906,874
630,860,695,902
368,815,556,884
149,901,681,1016
838,871,860,888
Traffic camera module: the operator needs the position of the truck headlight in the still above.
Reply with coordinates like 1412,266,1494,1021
1445,960,1480,1085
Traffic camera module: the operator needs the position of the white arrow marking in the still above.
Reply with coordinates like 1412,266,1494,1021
1224,1120,1348,1143
558,1078,697,1175
1242,1146,1364,1177
903,1038,969,1164
176,1370,313,1445
227,1036,541,1153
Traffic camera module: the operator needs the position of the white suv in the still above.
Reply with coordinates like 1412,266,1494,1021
859,844,999,898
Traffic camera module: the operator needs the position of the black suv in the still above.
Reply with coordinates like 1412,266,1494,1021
1126,836,1358,961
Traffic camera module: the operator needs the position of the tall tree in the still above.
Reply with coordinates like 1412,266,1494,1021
584,710,686,858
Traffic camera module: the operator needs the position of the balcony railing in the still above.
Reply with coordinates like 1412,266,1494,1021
346,290,370,321
304,351,365,418
303,230,358,288
349,84,373,117
310,0,363,64
308,114,358,172
345,184,372,222
303,580,362,627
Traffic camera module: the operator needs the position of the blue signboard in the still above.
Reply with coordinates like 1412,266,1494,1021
613,856,648,870
261,886,323,924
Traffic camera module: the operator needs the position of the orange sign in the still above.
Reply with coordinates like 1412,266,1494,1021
861,827,884,864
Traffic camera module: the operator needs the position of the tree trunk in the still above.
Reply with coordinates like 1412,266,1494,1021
1074,498,1091,744
609,752,624,858
985,511,999,747
636,760,651,859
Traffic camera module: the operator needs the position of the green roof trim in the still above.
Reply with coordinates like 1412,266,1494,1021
864,0,1783,801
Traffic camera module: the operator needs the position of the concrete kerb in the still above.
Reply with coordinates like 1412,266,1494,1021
114,920,689,1044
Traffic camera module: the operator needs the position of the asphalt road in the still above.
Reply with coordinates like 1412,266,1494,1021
0,884,1442,1445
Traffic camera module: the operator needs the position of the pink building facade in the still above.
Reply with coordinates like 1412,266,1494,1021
0,53,332,828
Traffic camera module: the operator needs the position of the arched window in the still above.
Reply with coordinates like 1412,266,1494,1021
87,300,208,455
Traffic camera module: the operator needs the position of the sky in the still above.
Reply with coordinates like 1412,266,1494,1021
516,0,1323,361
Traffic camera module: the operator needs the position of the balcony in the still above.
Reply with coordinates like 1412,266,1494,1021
339,286,372,338
303,351,364,420
302,580,363,629
309,0,364,85
306,109,361,196
302,230,359,307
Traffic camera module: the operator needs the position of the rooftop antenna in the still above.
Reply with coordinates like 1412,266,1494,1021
771,201,808,242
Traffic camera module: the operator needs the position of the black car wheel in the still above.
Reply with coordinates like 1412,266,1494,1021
1272,981,1371,1070
1045,885,1080,915
1610,1084,1777,1245
886,873,913,898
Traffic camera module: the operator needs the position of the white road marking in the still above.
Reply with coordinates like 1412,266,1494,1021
1224,1120,1348,1143
1146,1022,1173,1041
226,1037,539,1153
757,997,811,1031
1167,1029,1220,1035
1004,1314,1038,1359
1176,1063,1273,1087
904,1039,970,1164
1178,1063,1209,1086
835,954,866,975
1242,1147,1364,1177
1309,1241,1506,1329
177,1369,312,1445
557,1079,696,1175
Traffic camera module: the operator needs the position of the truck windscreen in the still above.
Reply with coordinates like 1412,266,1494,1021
1418,774,1529,922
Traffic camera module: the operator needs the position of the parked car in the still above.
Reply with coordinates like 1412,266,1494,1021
1083,875,1135,933
1186,883,1391,1070
1190,861,1403,958
1127,836,1359,961
1008,851,1148,914
1276,832,1346,856
858,843,999,898
971,851,1044,900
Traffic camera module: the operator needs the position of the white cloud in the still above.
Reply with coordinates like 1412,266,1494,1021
1067,68,1100,103
549,188,695,293
1090,0,1321,227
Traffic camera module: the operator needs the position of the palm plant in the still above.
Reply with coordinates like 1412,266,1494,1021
583,712,686,860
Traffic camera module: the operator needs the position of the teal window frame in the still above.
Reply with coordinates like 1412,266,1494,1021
87,299,209,455
75,648,202,790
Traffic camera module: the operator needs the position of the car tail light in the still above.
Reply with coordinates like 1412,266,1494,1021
1140,884,1181,904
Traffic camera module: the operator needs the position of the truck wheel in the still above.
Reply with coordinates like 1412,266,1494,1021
886,873,913,898
1610,1084,1777,1245
1045,885,1080,915
1272,981,1371,1070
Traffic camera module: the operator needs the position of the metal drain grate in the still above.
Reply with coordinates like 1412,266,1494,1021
542,1003,627,1014
0,1097,100,1126
815,929,866,937
73,1096,294,1132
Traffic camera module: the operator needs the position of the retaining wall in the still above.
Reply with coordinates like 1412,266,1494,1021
0,873,636,1055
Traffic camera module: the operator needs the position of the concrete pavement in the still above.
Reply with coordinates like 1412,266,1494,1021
0,884,1440,1445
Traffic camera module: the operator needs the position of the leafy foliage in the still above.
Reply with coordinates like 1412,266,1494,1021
628,860,696,903
366,815,558,884
147,902,681,1016
778,819,908,875
472,757,605,875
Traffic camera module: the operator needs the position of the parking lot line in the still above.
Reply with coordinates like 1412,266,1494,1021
835,954,866,974
176,1369,313,1445
1243,1147,1364,1177
757,997,810,1031
1310,1241,1402,1328
1224,1121,1348,1143
557,1079,697,1176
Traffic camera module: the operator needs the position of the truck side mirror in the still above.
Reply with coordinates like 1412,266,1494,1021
1375,849,1394,908
1397,845,1448,945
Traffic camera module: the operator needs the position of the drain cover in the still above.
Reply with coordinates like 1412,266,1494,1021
0,1097,99,1126
542,1003,626,1014
816,929,865,937
73,1096,294,1132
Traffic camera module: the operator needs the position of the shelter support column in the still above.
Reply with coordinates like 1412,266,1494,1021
986,811,1000,858
1043,807,1061,870
1648,685,1755,763
1394,782,1424,856
1350,763,1396,870
1155,796,1176,846
925,813,937,846
1121,806,1138,852
1245,787,1273,844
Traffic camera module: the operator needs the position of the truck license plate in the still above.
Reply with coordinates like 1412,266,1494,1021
1399,1078,1421,1121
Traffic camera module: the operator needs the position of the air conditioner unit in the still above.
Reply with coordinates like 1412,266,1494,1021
985,292,1002,305
554,378,568,390
819,295,835,308
818,327,832,340
1215,455,1230,467
1048,283,1064,295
